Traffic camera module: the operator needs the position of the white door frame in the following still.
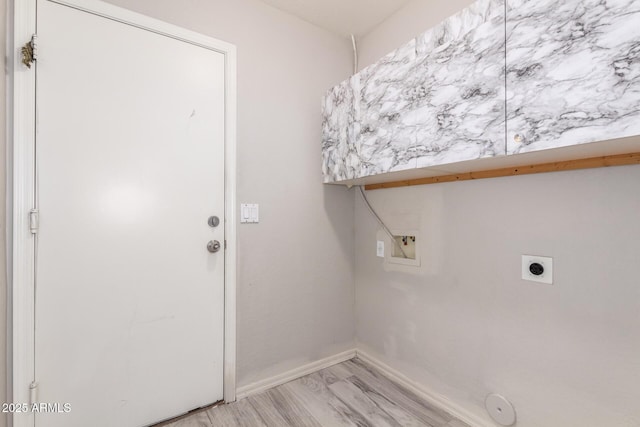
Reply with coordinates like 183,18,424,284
8,1,237,425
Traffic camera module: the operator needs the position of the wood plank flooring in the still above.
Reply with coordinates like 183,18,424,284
156,358,470,427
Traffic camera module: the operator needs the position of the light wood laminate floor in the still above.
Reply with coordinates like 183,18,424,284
157,358,470,427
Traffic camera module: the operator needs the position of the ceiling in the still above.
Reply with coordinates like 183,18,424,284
258,0,414,37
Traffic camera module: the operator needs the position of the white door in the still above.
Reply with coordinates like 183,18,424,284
35,1,226,426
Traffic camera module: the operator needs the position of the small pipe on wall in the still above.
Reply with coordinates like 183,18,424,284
350,34,358,74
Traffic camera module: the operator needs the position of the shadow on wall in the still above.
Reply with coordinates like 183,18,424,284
322,184,356,260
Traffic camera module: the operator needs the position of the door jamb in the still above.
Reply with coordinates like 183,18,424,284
8,1,238,425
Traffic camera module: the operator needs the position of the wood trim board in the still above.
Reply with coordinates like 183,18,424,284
364,152,640,190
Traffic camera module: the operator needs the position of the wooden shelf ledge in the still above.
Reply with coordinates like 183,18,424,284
364,152,640,190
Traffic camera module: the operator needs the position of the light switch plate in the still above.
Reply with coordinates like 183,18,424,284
240,203,259,223
522,255,553,284
376,241,385,258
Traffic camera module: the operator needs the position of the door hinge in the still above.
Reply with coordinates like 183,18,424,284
22,34,38,69
29,381,38,404
224,240,227,250
29,209,39,234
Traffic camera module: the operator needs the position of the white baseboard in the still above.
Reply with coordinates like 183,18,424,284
235,348,357,400
355,349,494,427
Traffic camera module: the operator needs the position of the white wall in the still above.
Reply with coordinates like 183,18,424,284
0,0,356,409
357,0,475,67
355,1,640,426
99,0,357,389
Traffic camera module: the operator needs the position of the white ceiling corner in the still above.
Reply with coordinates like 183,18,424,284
258,0,414,37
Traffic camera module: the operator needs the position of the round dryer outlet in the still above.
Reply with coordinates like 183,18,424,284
485,393,516,426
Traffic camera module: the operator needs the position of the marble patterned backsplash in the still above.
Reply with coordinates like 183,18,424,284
321,0,640,183
506,0,640,153
322,0,506,183
412,0,506,169
321,75,360,182
359,38,418,177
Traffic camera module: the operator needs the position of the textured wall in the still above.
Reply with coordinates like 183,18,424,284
355,1,640,425
355,167,640,426
358,0,475,67
93,0,357,389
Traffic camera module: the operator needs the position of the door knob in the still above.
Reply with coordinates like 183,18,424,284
207,240,221,253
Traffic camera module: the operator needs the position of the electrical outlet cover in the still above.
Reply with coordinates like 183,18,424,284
522,255,553,284
376,241,385,258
